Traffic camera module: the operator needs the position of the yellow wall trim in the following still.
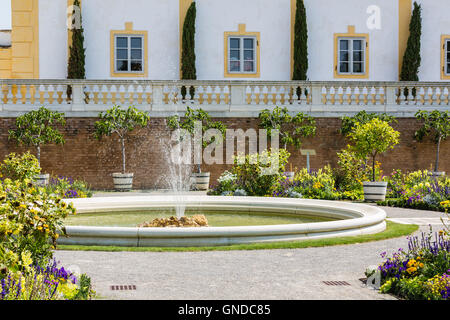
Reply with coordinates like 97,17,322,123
224,24,260,78
398,0,412,79
11,0,39,79
110,22,148,78
334,25,369,79
441,35,450,80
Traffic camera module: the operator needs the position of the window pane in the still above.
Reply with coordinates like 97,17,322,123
244,61,254,72
230,38,240,49
447,64,450,74
131,49,142,60
244,50,254,60
339,62,349,73
353,40,363,50
447,52,450,63
130,60,142,71
244,38,254,49
131,37,142,48
117,60,128,71
353,51,363,62
353,62,363,73
230,61,240,72
339,51,349,62
116,49,128,60
339,40,349,50
116,37,128,48
230,50,240,61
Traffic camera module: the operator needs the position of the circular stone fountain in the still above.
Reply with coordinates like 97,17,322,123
58,196,386,247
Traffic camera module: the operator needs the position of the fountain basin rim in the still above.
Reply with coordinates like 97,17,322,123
59,196,387,247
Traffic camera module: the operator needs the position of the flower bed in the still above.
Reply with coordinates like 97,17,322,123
369,228,449,300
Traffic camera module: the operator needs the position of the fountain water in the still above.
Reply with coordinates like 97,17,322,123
157,118,194,218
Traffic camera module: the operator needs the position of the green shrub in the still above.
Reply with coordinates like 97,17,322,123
232,149,290,196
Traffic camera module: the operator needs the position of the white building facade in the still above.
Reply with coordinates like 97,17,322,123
2,0,450,82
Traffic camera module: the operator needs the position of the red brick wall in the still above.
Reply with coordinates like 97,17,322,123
0,117,448,190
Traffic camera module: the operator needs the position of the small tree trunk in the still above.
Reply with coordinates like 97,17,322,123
36,145,41,168
121,137,126,174
372,156,376,182
435,136,441,172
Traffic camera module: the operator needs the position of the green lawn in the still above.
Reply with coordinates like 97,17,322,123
56,221,418,252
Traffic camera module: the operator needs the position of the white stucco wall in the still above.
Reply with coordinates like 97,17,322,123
83,0,179,80
195,0,291,81
304,0,398,81
416,0,450,81
35,0,450,81
39,0,68,79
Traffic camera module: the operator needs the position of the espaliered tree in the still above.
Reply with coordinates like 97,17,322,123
94,106,150,174
400,1,421,82
181,1,196,98
67,0,86,98
9,107,66,167
414,110,450,173
258,106,316,150
293,0,308,81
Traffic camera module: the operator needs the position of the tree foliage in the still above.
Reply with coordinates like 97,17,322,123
94,106,150,174
341,111,397,136
258,106,316,150
400,2,421,81
348,118,400,182
414,110,450,172
181,2,196,80
9,107,66,166
292,0,308,80
67,0,86,80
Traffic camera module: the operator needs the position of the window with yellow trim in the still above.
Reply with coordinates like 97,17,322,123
224,24,260,78
337,38,366,75
228,36,257,74
334,26,369,79
442,36,450,79
114,35,144,73
110,23,148,78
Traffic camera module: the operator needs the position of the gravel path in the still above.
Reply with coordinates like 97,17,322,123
54,206,448,300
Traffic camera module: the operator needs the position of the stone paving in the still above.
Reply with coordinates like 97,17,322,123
54,200,448,300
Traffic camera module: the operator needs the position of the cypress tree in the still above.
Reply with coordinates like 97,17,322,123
181,2,196,99
67,0,86,80
292,0,308,80
400,2,421,81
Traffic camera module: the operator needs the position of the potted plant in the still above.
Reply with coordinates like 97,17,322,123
94,106,150,191
348,118,400,202
167,107,226,190
258,106,316,179
414,110,450,178
9,107,66,186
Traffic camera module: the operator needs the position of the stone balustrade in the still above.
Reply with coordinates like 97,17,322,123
1,79,449,117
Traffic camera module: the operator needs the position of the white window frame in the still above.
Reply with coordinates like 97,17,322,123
114,34,144,74
227,36,257,74
445,39,450,76
337,37,366,75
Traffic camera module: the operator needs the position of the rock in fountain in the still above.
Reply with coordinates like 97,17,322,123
138,214,209,228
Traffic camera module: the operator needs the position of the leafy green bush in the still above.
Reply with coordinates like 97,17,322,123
0,152,41,181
